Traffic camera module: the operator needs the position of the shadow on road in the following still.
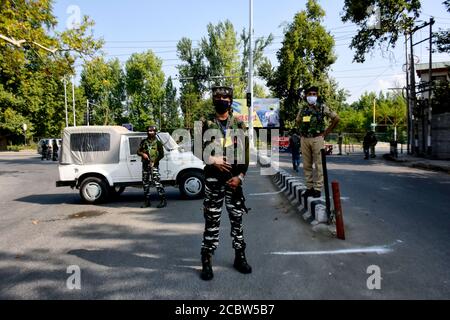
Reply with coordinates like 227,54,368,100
14,189,193,206
0,219,209,299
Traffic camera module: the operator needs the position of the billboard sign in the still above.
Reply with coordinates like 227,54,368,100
232,98,280,128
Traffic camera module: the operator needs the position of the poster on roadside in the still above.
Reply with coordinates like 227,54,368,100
272,136,290,153
232,98,280,128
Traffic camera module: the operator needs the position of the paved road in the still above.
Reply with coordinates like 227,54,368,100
0,153,449,299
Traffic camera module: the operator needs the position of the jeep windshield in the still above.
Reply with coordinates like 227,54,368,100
158,132,179,151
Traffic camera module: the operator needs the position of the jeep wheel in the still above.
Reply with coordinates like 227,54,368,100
79,177,109,204
179,171,204,199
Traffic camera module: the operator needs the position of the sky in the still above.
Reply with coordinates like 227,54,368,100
52,0,450,103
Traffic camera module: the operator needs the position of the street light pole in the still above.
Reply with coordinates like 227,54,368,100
87,99,90,126
404,34,411,154
63,77,69,127
72,76,76,126
248,0,255,150
372,98,377,132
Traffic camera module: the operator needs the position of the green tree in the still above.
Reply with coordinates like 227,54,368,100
81,57,125,125
125,51,165,131
176,37,207,128
263,0,337,125
0,0,102,141
163,76,181,130
340,0,450,61
176,20,273,128
201,20,244,96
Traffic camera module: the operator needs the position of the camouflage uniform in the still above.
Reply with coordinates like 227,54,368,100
201,115,250,254
296,102,337,191
138,137,165,201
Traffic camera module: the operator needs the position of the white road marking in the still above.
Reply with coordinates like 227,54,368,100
248,191,283,196
269,241,403,256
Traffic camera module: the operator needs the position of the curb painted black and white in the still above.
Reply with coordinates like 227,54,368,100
258,153,331,227
273,169,328,226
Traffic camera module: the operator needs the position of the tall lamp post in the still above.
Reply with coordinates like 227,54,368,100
72,76,76,126
247,0,255,150
63,77,69,127
371,98,377,132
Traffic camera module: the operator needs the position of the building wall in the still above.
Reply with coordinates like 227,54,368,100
415,113,450,159
432,113,450,159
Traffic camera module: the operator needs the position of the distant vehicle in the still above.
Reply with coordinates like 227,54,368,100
56,126,205,204
37,138,61,155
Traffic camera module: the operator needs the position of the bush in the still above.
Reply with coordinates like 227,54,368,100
6,142,37,152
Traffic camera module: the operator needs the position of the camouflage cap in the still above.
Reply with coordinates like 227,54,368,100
212,86,233,99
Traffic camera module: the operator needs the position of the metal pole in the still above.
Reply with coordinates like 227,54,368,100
409,33,418,154
320,149,331,219
63,77,68,127
427,18,434,156
405,34,411,154
87,99,90,126
372,98,376,132
72,76,76,127
248,0,255,150
332,181,345,240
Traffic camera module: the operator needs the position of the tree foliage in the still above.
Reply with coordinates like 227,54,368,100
0,0,102,142
337,91,407,139
261,0,338,126
162,76,181,130
176,20,273,128
125,51,165,131
341,0,450,62
81,57,126,125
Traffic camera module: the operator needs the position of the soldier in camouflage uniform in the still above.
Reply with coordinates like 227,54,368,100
137,125,167,208
199,86,251,281
296,86,339,198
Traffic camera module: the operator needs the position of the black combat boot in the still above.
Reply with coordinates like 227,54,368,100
140,199,151,208
200,249,214,281
233,249,252,274
157,197,167,208
303,188,315,198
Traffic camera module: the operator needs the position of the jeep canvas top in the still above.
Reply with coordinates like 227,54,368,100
56,126,205,204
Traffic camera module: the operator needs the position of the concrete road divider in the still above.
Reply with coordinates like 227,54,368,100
264,160,330,230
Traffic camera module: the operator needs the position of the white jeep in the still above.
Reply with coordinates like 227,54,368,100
56,126,205,204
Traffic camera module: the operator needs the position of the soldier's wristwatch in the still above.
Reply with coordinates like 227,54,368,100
237,175,244,184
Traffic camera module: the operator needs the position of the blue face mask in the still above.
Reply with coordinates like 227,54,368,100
214,100,230,114
307,96,318,105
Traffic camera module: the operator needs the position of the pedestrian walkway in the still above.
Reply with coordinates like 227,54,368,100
384,153,450,174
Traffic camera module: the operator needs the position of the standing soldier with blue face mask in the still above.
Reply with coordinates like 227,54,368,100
296,86,340,198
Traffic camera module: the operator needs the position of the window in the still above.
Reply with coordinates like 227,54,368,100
128,137,144,155
70,133,110,152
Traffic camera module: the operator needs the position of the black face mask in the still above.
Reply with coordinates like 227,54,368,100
214,100,230,114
